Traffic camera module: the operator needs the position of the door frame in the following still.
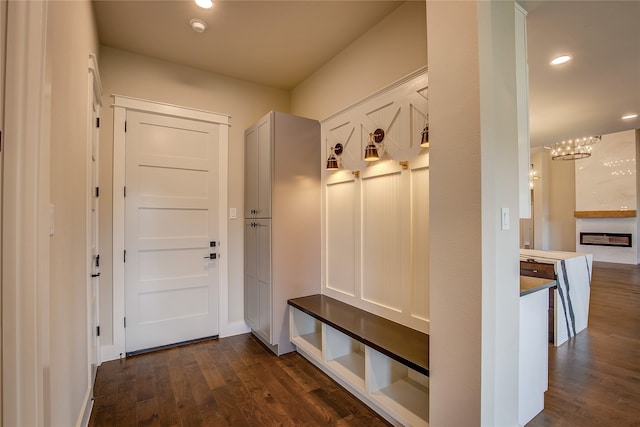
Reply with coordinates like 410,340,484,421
103,96,230,362
86,52,102,383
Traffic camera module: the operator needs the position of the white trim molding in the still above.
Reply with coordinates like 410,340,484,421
2,0,51,425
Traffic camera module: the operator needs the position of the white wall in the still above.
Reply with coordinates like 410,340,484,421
428,1,520,424
532,146,576,251
291,1,427,121
98,47,290,346
47,2,101,424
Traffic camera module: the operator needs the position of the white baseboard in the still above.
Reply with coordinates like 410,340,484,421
219,320,250,338
75,387,93,427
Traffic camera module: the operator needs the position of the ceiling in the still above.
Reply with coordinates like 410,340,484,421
94,0,639,148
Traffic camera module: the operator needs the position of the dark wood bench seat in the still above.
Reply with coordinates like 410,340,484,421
288,294,429,376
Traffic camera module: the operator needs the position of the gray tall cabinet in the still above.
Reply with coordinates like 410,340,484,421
244,111,321,355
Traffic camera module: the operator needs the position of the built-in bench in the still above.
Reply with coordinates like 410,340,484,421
288,294,429,427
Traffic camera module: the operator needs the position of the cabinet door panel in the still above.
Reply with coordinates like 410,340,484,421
256,118,272,218
244,220,258,329
257,279,271,341
256,219,272,341
245,127,259,217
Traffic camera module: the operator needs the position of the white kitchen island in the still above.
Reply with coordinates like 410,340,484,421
520,249,594,346
519,276,556,426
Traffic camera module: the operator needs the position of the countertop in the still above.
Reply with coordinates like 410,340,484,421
520,248,590,261
520,276,556,296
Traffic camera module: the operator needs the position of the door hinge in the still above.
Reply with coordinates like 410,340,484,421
124,121,127,132
124,250,127,263
96,326,101,337
95,254,100,268
96,117,100,128
124,186,127,197
95,186,99,197
124,317,127,328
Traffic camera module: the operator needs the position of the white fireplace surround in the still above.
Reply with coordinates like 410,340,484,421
574,130,639,264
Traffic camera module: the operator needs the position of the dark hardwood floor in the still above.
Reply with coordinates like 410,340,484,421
88,333,391,426
90,261,640,426
529,261,640,426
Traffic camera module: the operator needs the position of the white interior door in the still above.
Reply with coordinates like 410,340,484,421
125,110,219,353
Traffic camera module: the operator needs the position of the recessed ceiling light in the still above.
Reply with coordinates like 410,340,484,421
190,19,207,33
550,55,572,65
195,0,213,9
622,113,638,120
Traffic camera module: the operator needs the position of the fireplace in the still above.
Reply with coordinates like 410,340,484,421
579,232,632,248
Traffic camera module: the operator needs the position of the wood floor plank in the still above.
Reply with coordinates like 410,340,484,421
193,347,225,390
151,365,182,427
182,358,224,425
135,397,161,427
214,351,275,426
166,350,205,427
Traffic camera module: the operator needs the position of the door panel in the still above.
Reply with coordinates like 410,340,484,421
125,111,219,353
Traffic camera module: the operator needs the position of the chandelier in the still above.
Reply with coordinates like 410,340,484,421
545,136,601,160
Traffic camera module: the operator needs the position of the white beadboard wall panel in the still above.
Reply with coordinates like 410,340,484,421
411,166,430,321
361,172,403,311
326,180,356,296
321,69,430,334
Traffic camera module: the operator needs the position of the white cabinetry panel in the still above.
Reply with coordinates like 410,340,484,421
244,111,321,355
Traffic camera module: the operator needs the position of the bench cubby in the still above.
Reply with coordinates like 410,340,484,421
368,347,429,426
290,305,322,359
324,324,366,392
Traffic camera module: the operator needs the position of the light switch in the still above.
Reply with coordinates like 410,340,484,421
501,207,510,231
229,207,237,219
